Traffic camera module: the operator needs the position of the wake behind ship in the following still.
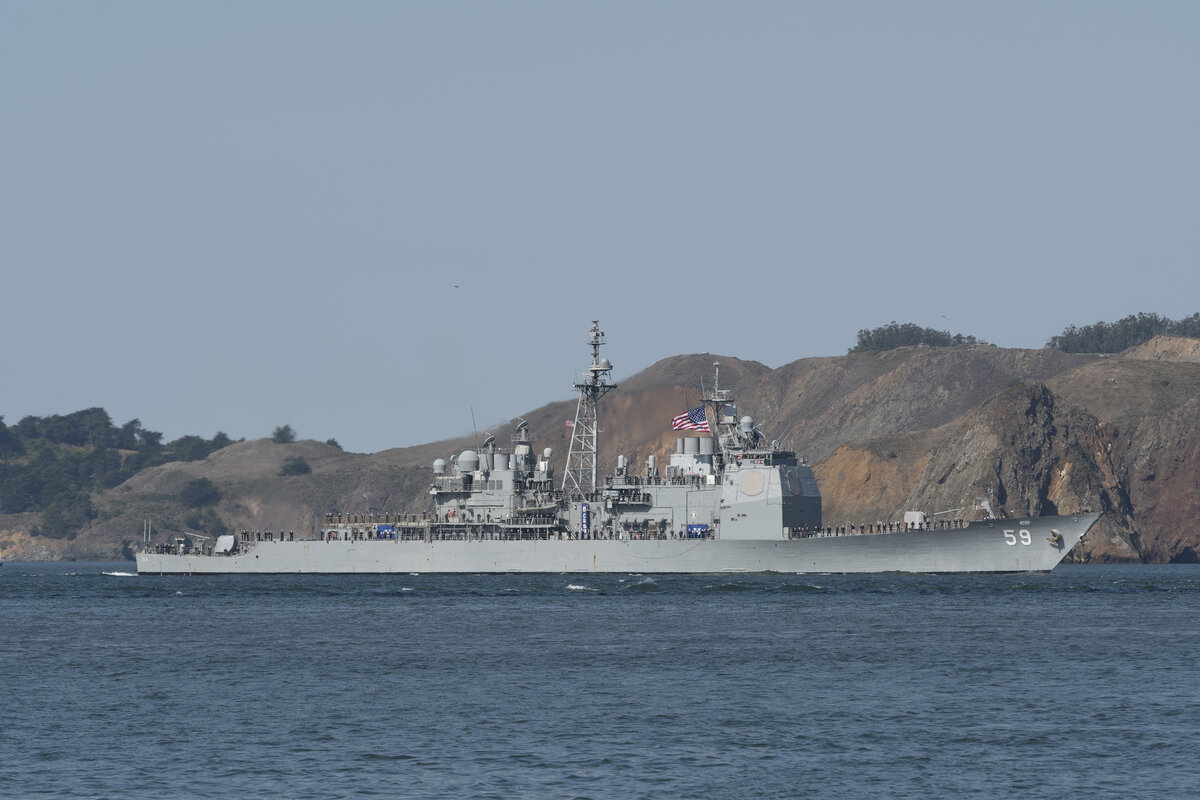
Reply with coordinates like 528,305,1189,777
137,322,1098,575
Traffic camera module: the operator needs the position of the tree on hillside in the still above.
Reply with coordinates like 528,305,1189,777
0,417,24,458
272,424,296,444
0,462,38,513
0,441,97,516
279,457,311,476
138,428,164,449
115,419,142,449
0,409,247,539
86,446,124,488
164,432,235,463
14,416,41,440
849,322,979,353
180,477,223,508
12,408,114,447
1046,312,1200,353
171,436,213,462
34,494,96,539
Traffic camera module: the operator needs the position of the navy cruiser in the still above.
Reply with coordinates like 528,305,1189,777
136,322,1098,574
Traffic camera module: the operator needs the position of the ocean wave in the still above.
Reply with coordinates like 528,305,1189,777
701,581,756,593
621,577,660,592
776,582,826,592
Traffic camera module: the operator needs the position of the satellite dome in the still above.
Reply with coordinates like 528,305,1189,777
457,450,480,472
432,458,447,475
740,416,755,433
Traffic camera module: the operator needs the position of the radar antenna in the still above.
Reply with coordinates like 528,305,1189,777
562,320,617,499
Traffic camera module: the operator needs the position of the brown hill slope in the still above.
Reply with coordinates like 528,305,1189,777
1122,334,1200,362
743,345,1098,461
4,340,1198,563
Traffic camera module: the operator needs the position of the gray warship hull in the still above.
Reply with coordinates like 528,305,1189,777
136,513,1097,575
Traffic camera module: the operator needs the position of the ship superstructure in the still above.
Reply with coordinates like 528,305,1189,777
421,324,821,544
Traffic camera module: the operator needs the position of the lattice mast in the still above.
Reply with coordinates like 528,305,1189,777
562,320,617,499
704,361,735,450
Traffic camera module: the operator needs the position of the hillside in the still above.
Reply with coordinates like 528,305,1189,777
3,335,1199,563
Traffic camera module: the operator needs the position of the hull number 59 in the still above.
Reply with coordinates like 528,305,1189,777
1004,529,1032,546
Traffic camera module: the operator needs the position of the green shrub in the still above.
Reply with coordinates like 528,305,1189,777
279,457,311,477
181,477,222,508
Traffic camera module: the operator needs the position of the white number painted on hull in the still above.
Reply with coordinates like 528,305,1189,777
1003,529,1033,546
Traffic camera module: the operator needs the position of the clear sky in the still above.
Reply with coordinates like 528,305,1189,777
4,2,1197,453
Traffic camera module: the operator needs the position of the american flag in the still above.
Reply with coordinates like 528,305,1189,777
671,406,710,432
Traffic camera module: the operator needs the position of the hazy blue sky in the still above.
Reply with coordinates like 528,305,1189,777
4,2,1197,453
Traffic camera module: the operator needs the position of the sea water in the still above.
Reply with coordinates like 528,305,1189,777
1,563,1198,799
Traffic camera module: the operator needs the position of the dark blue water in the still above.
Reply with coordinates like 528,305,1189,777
2,563,1198,799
